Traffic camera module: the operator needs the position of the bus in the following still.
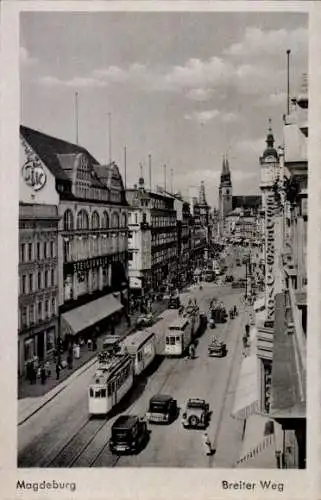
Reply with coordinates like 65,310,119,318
164,317,193,356
88,352,134,416
120,330,156,377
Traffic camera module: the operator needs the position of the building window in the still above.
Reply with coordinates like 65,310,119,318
29,274,33,293
44,242,47,259
111,212,119,229
51,269,55,287
21,306,27,327
20,243,26,263
121,213,127,227
92,211,100,230
37,272,42,289
102,211,109,229
51,298,56,316
63,209,74,231
22,275,27,294
50,241,54,257
76,209,89,230
29,304,34,325
45,300,49,318
38,302,42,320
45,270,50,288
37,242,41,260
28,243,32,261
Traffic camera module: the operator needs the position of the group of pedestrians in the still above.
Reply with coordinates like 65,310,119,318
25,359,51,385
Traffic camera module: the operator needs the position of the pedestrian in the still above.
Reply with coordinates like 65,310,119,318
203,432,213,456
67,353,73,370
55,363,60,380
40,365,46,385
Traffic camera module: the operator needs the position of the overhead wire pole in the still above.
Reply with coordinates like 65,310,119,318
163,164,167,191
75,91,79,145
286,49,291,115
170,168,174,193
148,154,152,192
108,112,112,165
124,146,127,189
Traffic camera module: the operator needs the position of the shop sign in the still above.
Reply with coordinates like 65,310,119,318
265,193,275,320
22,159,47,191
73,256,110,273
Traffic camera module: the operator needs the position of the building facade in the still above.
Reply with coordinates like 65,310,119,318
20,126,129,350
126,178,177,295
218,157,233,236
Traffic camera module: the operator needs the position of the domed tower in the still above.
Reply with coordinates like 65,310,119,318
218,155,233,235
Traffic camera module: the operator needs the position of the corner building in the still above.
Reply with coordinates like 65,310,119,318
20,126,129,349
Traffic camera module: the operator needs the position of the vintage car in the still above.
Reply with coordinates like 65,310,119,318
208,338,227,357
168,295,181,309
135,313,153,329
182,398,210,429
146,394,178,424
109,415,149,454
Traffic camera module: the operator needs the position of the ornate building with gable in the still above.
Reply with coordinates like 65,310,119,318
20,126,129,357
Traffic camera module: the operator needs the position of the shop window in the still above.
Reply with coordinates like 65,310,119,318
46,329,55,352
24,338,35,362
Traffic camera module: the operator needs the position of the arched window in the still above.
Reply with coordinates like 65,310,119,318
121,213,127,228
63,210,74,231
92,211,100,230
102,211,109,229
76,209,89,230
111,212,119,229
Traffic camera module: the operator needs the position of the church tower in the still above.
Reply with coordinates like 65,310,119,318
219,156,233,235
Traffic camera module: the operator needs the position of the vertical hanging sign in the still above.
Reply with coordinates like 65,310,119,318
265,192,276,320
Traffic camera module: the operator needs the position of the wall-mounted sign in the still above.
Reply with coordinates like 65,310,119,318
22,159,47,191
265,193,275,321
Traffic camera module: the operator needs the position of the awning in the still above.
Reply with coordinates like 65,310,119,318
231,355,261,420
236,415,276,468
62,294,124,335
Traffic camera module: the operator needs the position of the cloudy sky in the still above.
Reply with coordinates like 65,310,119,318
20,11,308,208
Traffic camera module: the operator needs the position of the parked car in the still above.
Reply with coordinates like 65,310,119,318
225,275,234,283
182,398,210,429
146,394,178,424
109,415,149,455
168,296,180,309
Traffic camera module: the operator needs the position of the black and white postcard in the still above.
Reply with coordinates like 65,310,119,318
0,1,320,499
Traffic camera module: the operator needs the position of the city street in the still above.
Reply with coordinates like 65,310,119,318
18,261,248,469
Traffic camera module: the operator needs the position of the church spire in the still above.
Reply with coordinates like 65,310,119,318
220,153,232,186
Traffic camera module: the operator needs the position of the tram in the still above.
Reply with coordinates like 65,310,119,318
88,352,134,416
164,317,193,356
120,330,156,376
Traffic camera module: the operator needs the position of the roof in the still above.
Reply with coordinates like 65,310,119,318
20,125,99,182
168,318,189,330
270,293,306,418
121,330,155,352
112,415,138,429
150,394,173,403
232,196,262,210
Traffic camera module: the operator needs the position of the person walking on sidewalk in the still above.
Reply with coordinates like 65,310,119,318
40,365,46,385
203,432,214,456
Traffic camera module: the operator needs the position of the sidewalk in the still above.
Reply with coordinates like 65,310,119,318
18,300,167,419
